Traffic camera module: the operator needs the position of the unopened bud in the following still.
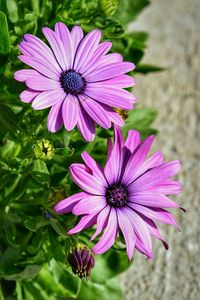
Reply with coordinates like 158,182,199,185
68,245,95,280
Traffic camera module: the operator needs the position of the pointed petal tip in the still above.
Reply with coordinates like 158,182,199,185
162,240,169,250
180,207,186,212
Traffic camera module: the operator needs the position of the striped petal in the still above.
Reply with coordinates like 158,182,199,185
62,94,78,131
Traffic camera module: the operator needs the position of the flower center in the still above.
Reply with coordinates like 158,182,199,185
60,70,86,95
106,184,128,208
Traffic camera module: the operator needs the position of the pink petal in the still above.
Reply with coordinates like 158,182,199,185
68,214,97,234
73,30,101,72
124,207,153,257
132,151,164,181
54,22,73,70
86,62,135,82
129,161,181,193
42,27,67,70
26,75,60,91
106,138,113,162
82,42,112,76
19,41,61,75
18,55,59,80
85,84,135,110
135,236,153,259
104,125,124,185
126,151,163,193
85,86,135,110
72,195,107,215
124,130,141,153
32,88,65,110
79,94,111,128
148,180,182,195
91,206,111,240
77,103,95,142
20,89,40,103
87,54,124,76
62,94,78,131
86,74,136,88
129,192,180,208
100,53,123,64
71,26,84,54
81,151,107,185
24,33,56,56
139,214,169,250
23,33,62,74
70,163,105,195
47,100,63,132
117,208,136,260
92,208,118,254
54,192,88,214
122,135,154,186
14,69,40,82
92,102,124,127
129,203,179,228
107,109,125,126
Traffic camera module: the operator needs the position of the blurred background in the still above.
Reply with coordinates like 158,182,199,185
122,1,200,299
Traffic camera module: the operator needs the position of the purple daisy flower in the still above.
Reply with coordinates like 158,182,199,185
14,22,136,141
54,126,182,260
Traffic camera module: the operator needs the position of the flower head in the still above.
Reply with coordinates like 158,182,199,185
14,22,136,141
33,139,54,160
68,245,95,279
54,127,182,260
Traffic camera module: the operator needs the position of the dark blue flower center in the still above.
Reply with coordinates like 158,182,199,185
106,184,128,208
60,70,86,95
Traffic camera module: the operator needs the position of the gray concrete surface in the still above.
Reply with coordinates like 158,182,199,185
121,1,200,299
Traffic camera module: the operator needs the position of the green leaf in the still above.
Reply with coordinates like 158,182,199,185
124,108,158,138
6,0,18,23
49,217,67,238
2,265,41,280
115,0,150,25
0,212,21,228
90,250,130,284
79,277,123,300
16,281,23,300
0,283,6,300
31,0,40,16
32,159,50,185
24,216,49,232
0,140,21,160
136,63,165,73
0,103,19,137
49,259,81,298
48,228,66,262
23,281,53,300
0,247,21,274
0,11,11,54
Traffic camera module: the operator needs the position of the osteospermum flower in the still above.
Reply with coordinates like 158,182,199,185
14,22,136,141
54,127,182,260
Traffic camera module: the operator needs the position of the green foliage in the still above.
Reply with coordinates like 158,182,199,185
124,108,158,138
0,11,11,54
0,0,161,299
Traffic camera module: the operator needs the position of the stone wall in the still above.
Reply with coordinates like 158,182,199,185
121,1,200,299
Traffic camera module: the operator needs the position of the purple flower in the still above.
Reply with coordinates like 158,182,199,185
54,127,182,260
14,22,136,141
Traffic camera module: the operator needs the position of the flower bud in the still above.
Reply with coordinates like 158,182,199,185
68,245,95,280
33,139,54,160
